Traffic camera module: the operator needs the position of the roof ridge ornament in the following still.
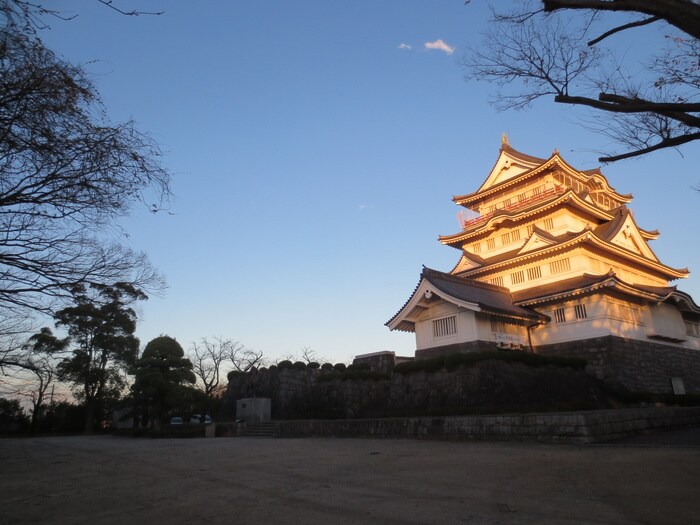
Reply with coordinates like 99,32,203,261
501,132,509,147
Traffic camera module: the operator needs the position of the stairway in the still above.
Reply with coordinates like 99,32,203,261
241,422,278,438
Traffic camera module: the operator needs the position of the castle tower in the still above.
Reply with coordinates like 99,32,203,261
386,141,700,389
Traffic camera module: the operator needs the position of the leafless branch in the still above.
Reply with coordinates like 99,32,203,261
587,16,660,46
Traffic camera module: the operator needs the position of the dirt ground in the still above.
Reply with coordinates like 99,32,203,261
1,431,699,524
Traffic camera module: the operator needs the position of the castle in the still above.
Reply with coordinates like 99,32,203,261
382,138,700,394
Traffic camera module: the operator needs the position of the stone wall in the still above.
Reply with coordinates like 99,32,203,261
535,336,700,394
404,335,700,395
414,340,500,359
272,406,700,444
226,360,613,420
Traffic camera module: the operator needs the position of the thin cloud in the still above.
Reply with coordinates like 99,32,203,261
424,39,455,55
397,43,412,50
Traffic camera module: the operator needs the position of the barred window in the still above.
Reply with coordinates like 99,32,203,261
527,224,534,235
489,276,504,287
685,320,700,337
501,232,511,245
511,229,521,241
527,266,542,281
490,318,518,334
553,308,566,323
472,242,481,253
487,238,495,250
433,316,457,338
574,304,587,319
510,270,525,285
518,193,527,202
543,218,554,230
549,258,571,275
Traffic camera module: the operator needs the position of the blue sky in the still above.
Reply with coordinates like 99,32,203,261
40,1,700,364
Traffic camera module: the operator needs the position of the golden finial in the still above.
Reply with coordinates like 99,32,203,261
501,133,509,146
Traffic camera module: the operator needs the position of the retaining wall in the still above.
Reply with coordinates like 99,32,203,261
273,406,700,444
536,336,700,394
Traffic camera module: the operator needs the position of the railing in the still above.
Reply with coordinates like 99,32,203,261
462,186,565,229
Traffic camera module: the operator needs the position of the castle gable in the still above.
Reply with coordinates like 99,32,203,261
517,228,559,255
597,209,659,262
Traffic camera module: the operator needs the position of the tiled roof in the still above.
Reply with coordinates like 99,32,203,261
512,272,676,305
386,267,546,330
420,268,545,321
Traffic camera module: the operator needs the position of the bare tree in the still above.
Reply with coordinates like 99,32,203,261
280,346,326,365
465,0,700,162
0,1,169,319
0,327,67,431
19,328,67,430
190,337,228,397
190,337,263,396
228,343,264,374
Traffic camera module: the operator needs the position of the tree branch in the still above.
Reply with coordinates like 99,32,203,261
587,16,660,46
96,1,164,17
543,0,700,40
599,131,700,162
554,94,700,128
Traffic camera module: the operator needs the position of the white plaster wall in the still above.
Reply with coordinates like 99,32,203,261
414,302,480,350
529,295,700,350
645,303,689,343
474,313,527,347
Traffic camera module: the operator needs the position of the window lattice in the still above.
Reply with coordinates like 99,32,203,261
501,232,511,245
510,270,525,285
549,258,571,275
490,318,518,334
553,308,566,323
511,229,521,241
433,316,457,338
472,242,481,253
685,320,700,337
487,238,495,250
543,218,554,230
489,276,504,287
527,266,542,281
574,304,587,319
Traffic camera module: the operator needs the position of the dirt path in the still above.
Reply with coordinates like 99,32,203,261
1,434,698,524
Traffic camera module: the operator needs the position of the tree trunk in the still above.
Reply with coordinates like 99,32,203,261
84,399,96,434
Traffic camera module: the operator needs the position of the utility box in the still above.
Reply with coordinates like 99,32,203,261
236,397,271,423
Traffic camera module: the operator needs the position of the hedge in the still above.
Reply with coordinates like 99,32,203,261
393,351,587,375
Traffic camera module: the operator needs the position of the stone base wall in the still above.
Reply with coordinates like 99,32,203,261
226,360,613,420
535,336,700,394
415,340,500,359
274,406,700,444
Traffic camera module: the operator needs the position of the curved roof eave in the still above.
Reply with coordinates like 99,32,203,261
458,229,688,280
439,189,613,246
453,154,631,207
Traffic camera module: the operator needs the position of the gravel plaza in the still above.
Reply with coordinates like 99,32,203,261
1,430,699,524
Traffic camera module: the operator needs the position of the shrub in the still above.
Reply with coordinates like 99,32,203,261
333,363,347,372
347,363,371,371
393,351,587,375
277,360,294,370
293,361,307,370
227,370,244,381
268,364,278,371
320,363,333,371
307,362,320,369
317,370,390,382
